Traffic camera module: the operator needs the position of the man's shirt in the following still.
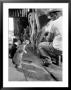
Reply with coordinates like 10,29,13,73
47,16,62,51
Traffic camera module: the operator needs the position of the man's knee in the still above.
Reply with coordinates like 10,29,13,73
38,42,47,49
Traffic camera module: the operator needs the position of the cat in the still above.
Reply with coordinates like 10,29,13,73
12,40,29,69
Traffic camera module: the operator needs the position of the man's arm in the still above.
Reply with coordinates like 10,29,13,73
46,32,55,42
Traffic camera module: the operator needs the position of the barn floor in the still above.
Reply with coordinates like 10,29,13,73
9,48,62,81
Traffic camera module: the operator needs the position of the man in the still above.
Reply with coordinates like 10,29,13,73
38,12,62,65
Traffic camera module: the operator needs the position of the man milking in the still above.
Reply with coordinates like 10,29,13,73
38,10,62,66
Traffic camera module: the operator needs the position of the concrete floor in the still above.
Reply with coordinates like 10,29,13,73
9,47,62,81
